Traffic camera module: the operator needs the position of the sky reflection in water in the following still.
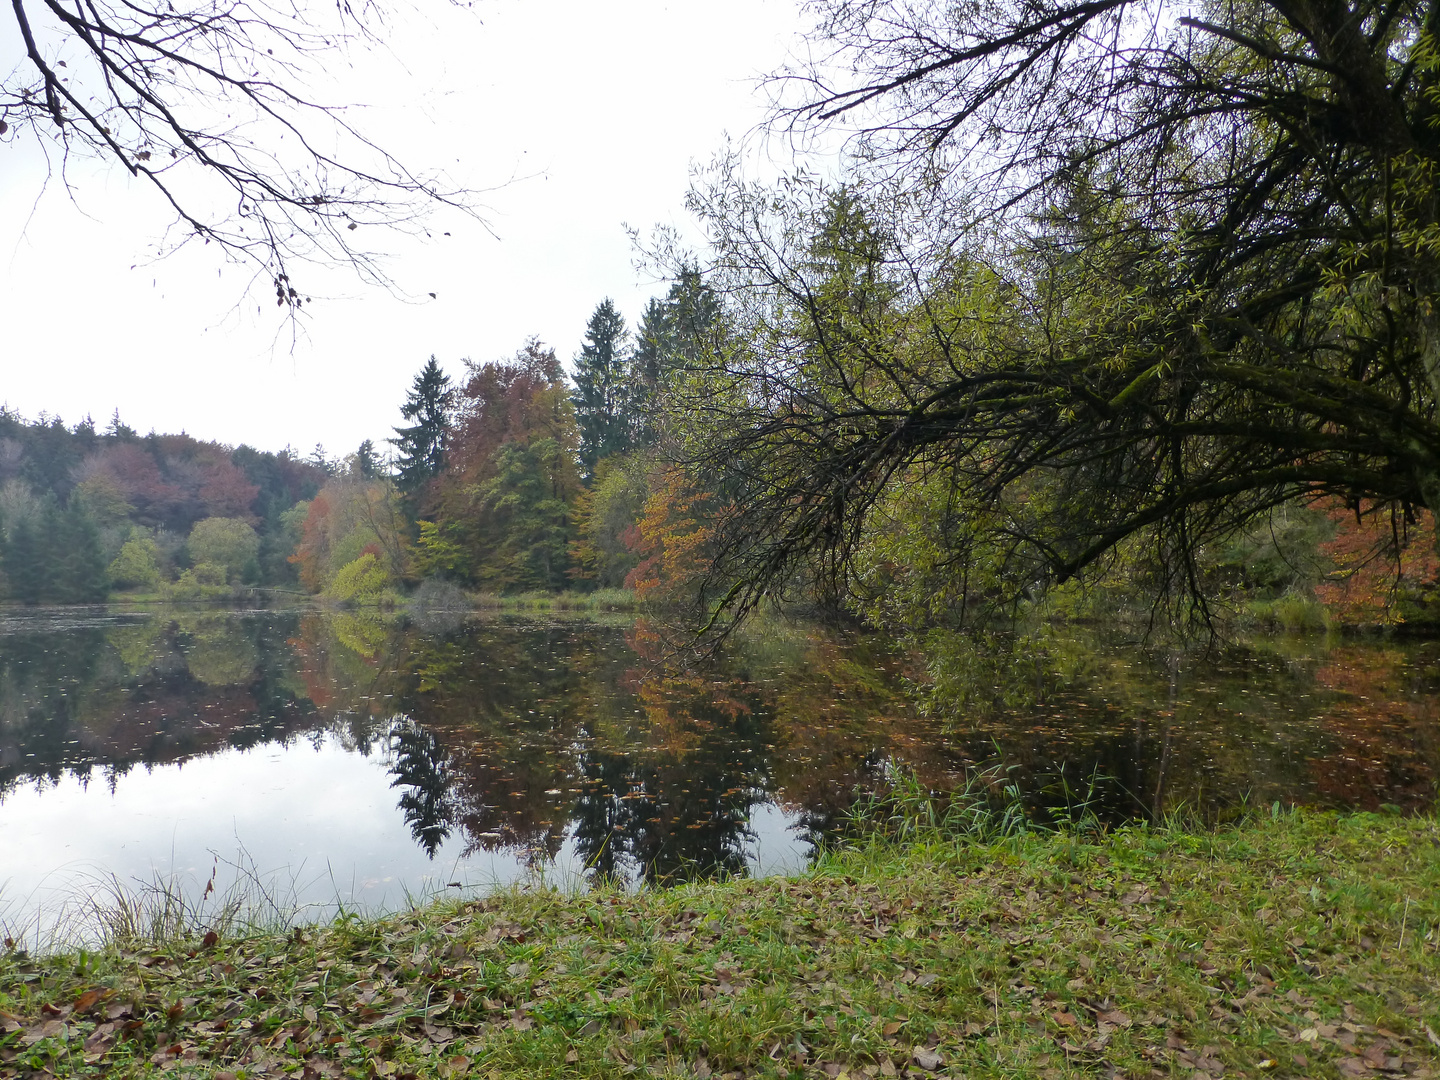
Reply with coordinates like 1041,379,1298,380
1,608,1437,942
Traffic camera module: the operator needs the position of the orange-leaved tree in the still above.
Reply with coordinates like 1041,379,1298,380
290,473,409,594
1313,499,1440,626
432,340,584,592
624,465,724,608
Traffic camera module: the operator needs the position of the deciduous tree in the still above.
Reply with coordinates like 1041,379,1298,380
435,340,584,591
2,0,480,307
187,516,260,583
660,0,1440,629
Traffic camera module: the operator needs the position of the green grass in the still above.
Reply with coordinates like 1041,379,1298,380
473,588,641,613
2,809,1437,1080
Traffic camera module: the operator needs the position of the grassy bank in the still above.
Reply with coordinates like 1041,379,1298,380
2,810,1437,1080
471,588,641,613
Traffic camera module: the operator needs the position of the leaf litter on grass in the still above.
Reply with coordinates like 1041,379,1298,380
0,809,1437,1080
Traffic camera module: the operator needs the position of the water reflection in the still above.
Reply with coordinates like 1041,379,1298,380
1,609,1438,924
918,627,1440,823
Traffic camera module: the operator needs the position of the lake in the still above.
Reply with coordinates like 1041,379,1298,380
1,607,1436,944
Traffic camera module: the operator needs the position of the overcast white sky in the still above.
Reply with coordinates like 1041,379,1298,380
0,0,809,457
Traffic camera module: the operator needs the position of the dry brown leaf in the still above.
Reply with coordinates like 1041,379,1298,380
912,1047,944,1072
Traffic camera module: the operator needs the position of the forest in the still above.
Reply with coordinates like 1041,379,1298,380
7,0,1440,648
2,249,1438,636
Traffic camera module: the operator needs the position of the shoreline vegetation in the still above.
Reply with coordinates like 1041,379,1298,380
15,587,648,616
2,807,1436,1080
19,587,1432,638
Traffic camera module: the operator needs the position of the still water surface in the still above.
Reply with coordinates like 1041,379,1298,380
1,607,1436,941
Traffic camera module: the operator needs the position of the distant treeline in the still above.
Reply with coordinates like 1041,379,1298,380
0,408,328,603
284,271,719,607
0,268,715,608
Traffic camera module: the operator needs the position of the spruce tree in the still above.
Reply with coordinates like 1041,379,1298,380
355,439,382,478
3,517,46,604
390,356,456,501
630,268,719,446
54,506,109,602
572,299,632,482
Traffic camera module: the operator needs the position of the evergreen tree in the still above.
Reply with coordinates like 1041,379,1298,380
390,356,456,502
388,722,454,859
355,439,382,478
2,517,45,603
105,409,138,441
571,299,632,482
53,506,109,602
631,267,719,446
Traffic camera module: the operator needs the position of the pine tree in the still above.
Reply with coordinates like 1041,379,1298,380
571,299,632,482
630,267,719,446
390,356,456,502
355,439,382,478
3,517,46,604
53,506,110,602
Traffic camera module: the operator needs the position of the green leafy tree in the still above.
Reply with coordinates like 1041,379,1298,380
569,454,651,588
572,299,633,481
107,532,163,590
322,550,392,606
187,517,261,584
660,0,1440,630
413,520,466,579
468,439,576,590
390,357,457,506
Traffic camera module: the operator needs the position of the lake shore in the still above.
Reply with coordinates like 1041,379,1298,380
2,809,1438,1080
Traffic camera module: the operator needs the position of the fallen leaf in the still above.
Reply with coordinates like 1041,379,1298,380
912,1047,944,1072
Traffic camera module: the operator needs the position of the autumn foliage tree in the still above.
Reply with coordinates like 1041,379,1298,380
624,466,723,608
431,340,584,592
1313,502,1440,627
0,408,319,600
290,471,409,596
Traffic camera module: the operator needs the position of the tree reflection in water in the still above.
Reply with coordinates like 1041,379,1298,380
387,720,454,858
2,610,1438,887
